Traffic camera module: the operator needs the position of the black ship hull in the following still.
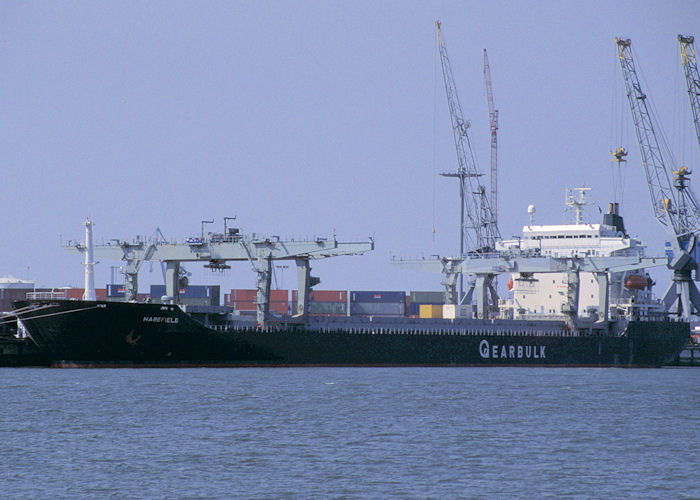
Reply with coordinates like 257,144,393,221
0,337,50,367
0,316,50,366
13,300,690,368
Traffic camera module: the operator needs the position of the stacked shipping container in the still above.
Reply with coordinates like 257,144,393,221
229,289,290,315
350,291,405,316
291,290,348,316
150,285,220,306
419,304,443,318
409,291,445,317
2,282,458,319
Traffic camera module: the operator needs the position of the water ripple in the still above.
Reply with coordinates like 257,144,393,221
1,367,699,498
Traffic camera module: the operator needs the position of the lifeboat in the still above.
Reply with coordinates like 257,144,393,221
625,275,647,290
507,277,514,291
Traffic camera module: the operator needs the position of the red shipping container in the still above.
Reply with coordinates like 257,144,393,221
311,290,346,302
233,300,256,311
291,290,347,303
231,289,257,302
232,300,291,314
230,289,290,314
62,288,107,300
271,290,288,301
64,288,85,299
231,289,288,302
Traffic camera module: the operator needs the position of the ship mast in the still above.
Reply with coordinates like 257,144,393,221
83,218,96,301
565,187,591,225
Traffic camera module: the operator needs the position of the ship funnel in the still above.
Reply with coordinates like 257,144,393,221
83,218,96,301
608,202,620,216
604,202,626,235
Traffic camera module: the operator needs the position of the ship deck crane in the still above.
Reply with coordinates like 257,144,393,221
436,21,500,312
393,252,667,329
616,37,700,320
679,35,700,152
67,225,374,328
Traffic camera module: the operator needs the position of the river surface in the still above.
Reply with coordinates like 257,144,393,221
2,367,699,499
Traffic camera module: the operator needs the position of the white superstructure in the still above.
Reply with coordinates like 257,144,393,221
497,189,662,321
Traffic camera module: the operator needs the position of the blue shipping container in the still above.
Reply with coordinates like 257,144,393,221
150,285,219,299
350,291,405,303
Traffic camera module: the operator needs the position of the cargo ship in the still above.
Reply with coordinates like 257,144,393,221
9,192,689,368
9,297,688,367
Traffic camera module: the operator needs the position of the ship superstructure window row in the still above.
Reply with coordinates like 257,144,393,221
527,234,596,240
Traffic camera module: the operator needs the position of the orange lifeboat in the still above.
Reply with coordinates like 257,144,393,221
625,275,647,290
507,277,514,291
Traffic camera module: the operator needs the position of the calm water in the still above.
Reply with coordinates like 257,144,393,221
2,367,699,499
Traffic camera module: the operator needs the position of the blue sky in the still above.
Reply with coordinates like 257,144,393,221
1,1,698,294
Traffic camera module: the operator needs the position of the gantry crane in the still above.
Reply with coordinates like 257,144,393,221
616,37,700,319
483,49,499,234
436,21,500,306
68,225,373,328
679,35,700,152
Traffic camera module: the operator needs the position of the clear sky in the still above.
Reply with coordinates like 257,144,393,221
1,1,698,295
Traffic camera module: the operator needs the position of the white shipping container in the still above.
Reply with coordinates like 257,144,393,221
443,304,473,319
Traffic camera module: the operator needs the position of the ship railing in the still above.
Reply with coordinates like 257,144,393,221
26,291,67,300
226,323,587,338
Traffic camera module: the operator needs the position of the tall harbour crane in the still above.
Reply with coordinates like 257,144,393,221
436,21,500,303
616,37,700,319
436,21,499,255
483,49,499,234
679,35,700,152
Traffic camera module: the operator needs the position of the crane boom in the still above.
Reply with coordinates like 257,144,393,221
436,21,500,256
616,36,700,319
679,35,700,152
616,38,678,230
483,49,498,236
